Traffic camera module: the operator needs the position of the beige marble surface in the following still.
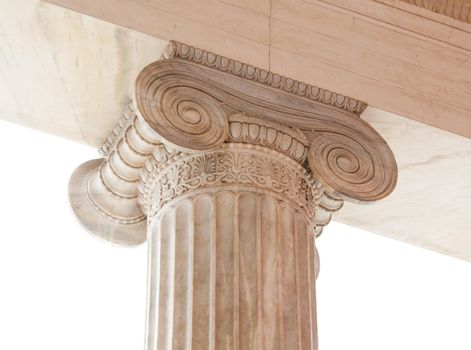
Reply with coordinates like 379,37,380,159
1,0,471,262
335,108,471,261
0,0,167,147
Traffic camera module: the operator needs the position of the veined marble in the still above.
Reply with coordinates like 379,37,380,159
1,0,471,262
335,108,471,261
0,0,168,147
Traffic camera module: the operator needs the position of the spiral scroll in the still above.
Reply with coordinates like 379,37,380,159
136,70,229,151
307,132,397,202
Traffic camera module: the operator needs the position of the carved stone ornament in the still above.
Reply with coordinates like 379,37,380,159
135,41,397,202
68,41,397,349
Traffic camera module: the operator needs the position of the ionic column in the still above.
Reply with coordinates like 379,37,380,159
68,41,397,349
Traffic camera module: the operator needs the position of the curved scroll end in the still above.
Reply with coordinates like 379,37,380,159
68,159,147,246
307,130,398,203
135,61,229,152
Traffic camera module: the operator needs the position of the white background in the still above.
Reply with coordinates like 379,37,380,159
0,120,470,350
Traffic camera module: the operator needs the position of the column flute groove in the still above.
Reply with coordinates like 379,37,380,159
276,201,285,350
294,213,303,350
256,195,263,350
233,195,240,350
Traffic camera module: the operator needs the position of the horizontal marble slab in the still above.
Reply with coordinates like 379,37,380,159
42,0,471,139
1,0,471,261
335,108,471,261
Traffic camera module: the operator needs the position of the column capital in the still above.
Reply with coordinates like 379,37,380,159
136,41,397,203
69,40,397,245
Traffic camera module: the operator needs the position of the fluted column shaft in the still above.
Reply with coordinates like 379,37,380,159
146,191,318,350
142,142,319,350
